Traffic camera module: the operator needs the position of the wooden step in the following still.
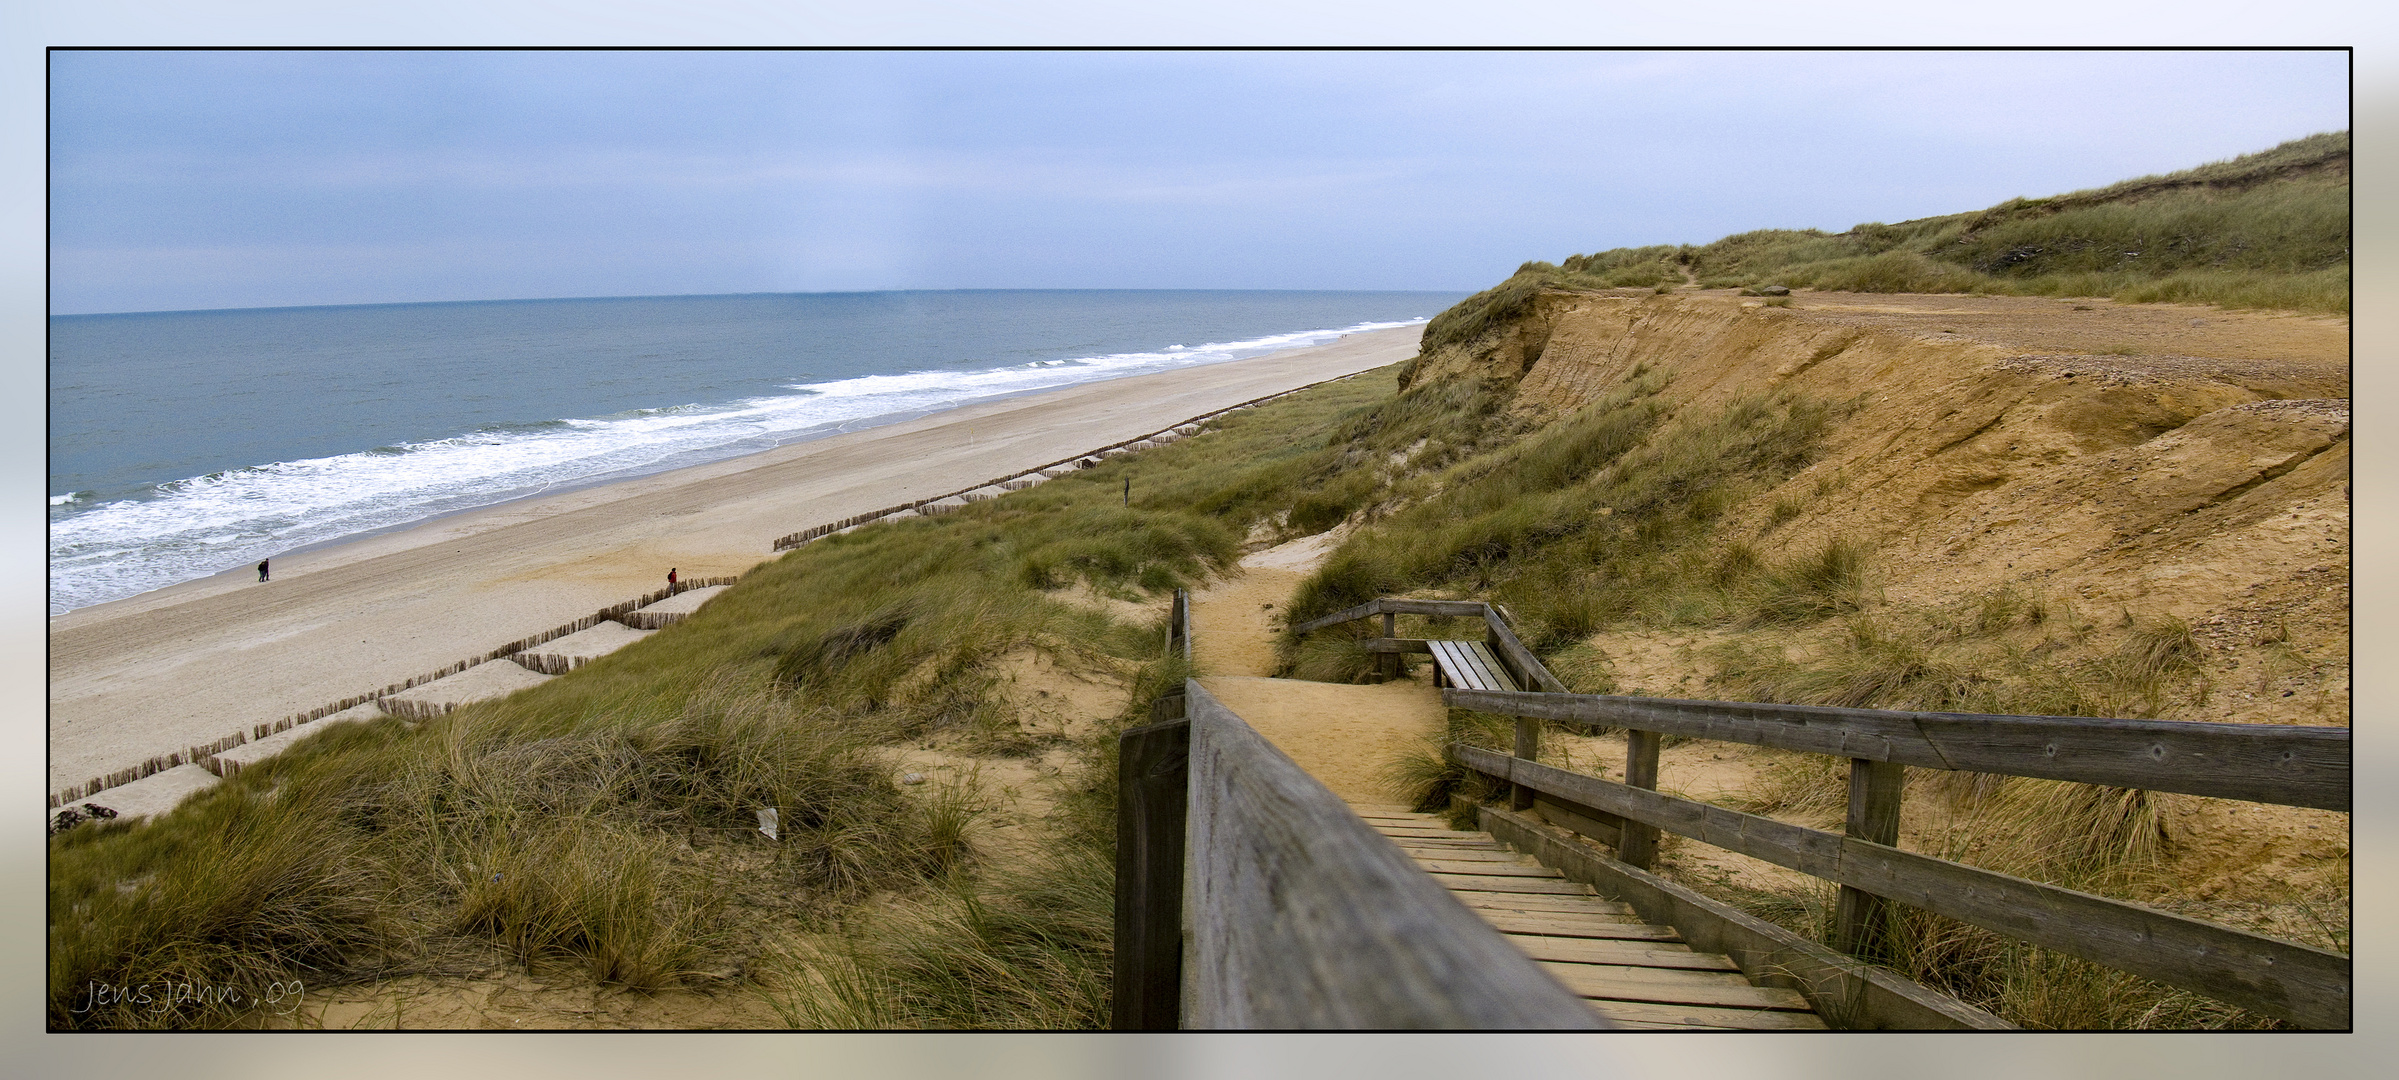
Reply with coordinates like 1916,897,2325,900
1354,799,1828,1031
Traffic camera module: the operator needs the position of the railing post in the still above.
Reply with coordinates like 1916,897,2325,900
1832,759,1905,959
1618,730,1662,869
1510,717,1540,811
1380,608,1398,679
1168,588,1191,662
1113,708,1191,1031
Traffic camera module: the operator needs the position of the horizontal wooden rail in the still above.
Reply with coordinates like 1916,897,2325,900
1451,743,2350,1028
1478,806,2013,1029
1289,597,1491,636
1447,689,2350,811
1182,681,1604,1029
1480,604,1569,693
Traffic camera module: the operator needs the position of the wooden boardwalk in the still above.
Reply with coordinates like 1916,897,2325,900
1352,803,1825,1030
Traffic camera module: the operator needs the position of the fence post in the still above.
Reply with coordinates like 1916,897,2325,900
1167,588,1192,662
1380,609,1398,679
1510,717,1540,811
1113,707,1191,1031
1832,759,1906,958
1618,730,1662,869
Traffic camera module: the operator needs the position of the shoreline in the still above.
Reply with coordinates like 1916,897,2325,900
48,325,1423,792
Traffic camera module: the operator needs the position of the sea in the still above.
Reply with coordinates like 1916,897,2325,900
49,289,1464,615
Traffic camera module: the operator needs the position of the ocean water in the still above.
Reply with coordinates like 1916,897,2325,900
49,290,1462,614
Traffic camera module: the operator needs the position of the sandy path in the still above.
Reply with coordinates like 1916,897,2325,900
1188,533,1443,804
47,327,1421,792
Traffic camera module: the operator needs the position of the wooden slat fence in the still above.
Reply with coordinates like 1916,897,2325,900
1429,654,2351,1028
1114,680,1604,1029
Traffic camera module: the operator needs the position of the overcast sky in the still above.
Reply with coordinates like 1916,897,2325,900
49,48,2349,314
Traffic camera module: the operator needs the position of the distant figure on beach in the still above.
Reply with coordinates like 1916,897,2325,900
258,558,270,582
667,567,678,588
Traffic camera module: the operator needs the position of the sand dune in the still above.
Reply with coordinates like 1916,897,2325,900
47,326,1422,793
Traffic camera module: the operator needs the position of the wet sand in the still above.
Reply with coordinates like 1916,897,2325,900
47,326,1422,792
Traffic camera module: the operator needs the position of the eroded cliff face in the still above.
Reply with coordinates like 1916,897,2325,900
1406,289,2348,730
1402,287,2351,931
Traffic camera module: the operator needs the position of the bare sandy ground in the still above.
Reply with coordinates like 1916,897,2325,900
1188,532,1444,805
47,326,1422,793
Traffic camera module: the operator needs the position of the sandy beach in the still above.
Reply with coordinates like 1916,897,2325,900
48,325,1422,793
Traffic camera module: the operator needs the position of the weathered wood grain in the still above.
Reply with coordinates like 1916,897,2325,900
1447,689,2350,811
1586,999,1830,1030
1180,681,1604,1029
1505,936,1732,970
1111,716,1189,1031
1461,750,2350,1028
1537,961,1815,1011
1482,607,1571,693
1834,759,1905,958
1619,730,1662,870
1480,805,2014,1030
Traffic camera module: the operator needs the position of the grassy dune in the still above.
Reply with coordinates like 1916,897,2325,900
1424,131,2349,352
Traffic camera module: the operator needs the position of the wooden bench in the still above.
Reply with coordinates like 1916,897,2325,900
1427,639,1519,693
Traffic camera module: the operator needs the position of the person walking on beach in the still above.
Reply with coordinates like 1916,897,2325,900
257,558,270,583
667,567,678,589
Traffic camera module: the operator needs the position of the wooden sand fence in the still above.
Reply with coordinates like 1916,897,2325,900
52,575,740,804
768,375,1352,551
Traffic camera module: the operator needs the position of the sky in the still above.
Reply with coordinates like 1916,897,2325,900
48,48,2351,314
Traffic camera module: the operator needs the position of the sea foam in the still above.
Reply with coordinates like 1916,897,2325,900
48,318,1421,614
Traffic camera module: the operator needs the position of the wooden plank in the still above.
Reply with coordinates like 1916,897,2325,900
1414,859,1556,876
1390,847,1523,863
1423,640,1455,686
1428,640,1488,691
1538,961,1816,1011
1446,689,2351,811
1425,874,1594,895
1475,642,1517,691
1360,638,1434,654
1478,912,1686,942
1619,730,1662,870
1450,893,1640,917
1466,753,2349,1028
1179,681,1605,1029
1505,936,1733,971
1532,792,1623,849
1587,999,1830,1031
1512,714,1541,812
1289,599,1384,636
1432,641,1478,689
1373,825,1493,839
1834,759,1905,958
1111,717,1190,1031
1480,805,2014,1031
1481,607,1570,693
1378,598,1495,618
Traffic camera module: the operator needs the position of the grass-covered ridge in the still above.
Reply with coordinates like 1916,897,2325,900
1422,131,2349,351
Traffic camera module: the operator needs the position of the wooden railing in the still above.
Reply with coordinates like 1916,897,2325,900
1445,687,2353,1029
1290,595,1570,692
1112,680,1604,1030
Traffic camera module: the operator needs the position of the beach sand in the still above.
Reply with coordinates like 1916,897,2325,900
47,326,1423,793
